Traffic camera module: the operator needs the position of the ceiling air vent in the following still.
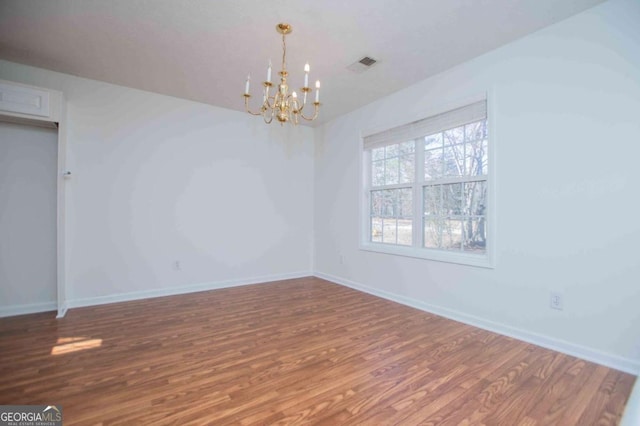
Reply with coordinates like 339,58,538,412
359,56,377,66
347,56,379,74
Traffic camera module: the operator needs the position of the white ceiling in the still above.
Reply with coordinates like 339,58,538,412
0,0,605,126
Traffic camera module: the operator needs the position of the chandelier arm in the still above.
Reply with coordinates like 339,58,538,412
244,95,264,116
263,103,274,124
299,102,320,121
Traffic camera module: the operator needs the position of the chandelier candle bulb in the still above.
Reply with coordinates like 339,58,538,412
267,60,272,83
245,74,250,95
304,63,310,88
315,80,320,102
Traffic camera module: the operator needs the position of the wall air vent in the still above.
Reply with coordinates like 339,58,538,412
347,56,379,74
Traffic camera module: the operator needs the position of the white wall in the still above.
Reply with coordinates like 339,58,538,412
0,0,637,374
0,60,314,305
0,121,57,311
314,0,640,372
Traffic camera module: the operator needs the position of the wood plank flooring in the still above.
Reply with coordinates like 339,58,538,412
0,277,635,425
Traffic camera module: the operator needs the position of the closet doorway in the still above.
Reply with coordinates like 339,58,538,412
0,120,59,316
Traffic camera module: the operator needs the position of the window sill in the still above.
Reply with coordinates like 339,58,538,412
359,242,494,269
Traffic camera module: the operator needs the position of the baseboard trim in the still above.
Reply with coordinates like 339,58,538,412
0,301,57,318
67,271,313,310
314,271,640,375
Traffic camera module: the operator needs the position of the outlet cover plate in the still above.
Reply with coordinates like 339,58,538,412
550,292,563,310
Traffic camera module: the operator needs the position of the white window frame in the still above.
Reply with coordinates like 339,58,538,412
359,93,496,268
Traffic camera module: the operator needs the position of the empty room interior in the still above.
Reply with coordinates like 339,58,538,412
1,0,639,424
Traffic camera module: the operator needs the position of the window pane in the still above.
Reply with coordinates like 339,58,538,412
382,189,396,217
444,126,464,146
372,160,385,186
424,148,443,180
372,147,385,161
371,217,383,242
482,139,488,174
397,219,412,246
399,141,415,155
371,190,383,216
384,157,399,185
423,185,441,216
399,188,413,217
383,219,397,244
371,188,414,246
462,217,486,253
425,133,442,150
464,181,487,216
465,120,486,142
385,144,399,158
424,217,441,249
443,143,465,176
371,188,414,219
399,154,415,184
442,183,463,216
442,219,463,250
466,140,487,176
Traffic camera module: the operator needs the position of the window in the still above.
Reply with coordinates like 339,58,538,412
362,99,492,267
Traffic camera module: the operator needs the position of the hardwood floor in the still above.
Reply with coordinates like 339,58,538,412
0,277,635,425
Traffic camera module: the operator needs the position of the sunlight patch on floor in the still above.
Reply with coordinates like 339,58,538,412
51,337,103,355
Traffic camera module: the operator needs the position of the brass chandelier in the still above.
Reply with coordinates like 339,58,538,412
243,23,321,125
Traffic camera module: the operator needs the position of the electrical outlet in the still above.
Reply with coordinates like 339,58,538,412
550,292,563,310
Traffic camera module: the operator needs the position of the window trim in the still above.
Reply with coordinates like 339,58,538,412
358,92,496,269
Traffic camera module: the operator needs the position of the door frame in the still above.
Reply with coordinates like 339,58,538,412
55,97,68,318
0,80,68,318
